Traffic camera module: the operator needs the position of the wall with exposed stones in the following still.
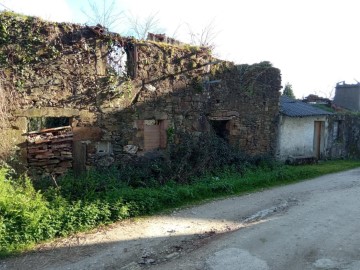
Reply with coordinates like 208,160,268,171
326,114,360,158
0,12,281,175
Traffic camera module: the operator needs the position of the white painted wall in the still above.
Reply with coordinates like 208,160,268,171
277,115,328,160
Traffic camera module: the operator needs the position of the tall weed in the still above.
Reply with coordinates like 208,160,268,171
1,157,359,256
0,168,51,253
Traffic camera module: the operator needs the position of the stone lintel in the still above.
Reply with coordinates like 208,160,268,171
14,107,80,117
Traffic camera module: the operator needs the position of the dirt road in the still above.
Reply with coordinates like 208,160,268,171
2,168,360,270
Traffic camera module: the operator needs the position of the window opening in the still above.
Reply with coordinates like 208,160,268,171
107,42,128,76
28,117,71,132
210,120,230,142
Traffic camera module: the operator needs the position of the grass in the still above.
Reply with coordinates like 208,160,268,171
0,159,359,257
144,160,360,208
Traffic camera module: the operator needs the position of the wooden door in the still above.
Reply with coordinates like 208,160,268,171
73,141,87,175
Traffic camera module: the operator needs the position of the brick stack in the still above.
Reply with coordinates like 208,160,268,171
26,126,73,176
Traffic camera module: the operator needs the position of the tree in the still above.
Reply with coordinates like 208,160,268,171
126,12,163,40
187,19,219,49
282,83,295,99
82,0,123,31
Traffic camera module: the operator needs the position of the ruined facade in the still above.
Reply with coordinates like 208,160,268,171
326,114,360,159
0,12,281,176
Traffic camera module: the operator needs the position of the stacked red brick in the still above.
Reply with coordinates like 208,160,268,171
26,126,73,176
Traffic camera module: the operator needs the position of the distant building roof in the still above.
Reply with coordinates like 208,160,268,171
302,94,331,105
280,96,332,117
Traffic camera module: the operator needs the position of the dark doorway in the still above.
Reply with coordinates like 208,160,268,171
210,120,230,142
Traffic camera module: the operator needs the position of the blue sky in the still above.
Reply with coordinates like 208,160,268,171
1,0,360,99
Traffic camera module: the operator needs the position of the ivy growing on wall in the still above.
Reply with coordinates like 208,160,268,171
0,11,61,68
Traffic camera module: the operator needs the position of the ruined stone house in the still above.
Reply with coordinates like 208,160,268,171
326,114,360,159
0,12,282,176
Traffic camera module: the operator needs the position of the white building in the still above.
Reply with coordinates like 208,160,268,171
277,96,332,161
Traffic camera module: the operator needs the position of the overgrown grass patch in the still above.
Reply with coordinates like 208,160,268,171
1,159,359,257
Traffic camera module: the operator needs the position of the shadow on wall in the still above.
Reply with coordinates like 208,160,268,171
15,62,281,177
0,12,281,176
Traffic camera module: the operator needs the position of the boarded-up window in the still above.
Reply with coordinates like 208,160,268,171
26,126,73,176
143,120,168,151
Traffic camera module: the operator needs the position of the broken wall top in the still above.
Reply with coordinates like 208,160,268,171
0,11,281,120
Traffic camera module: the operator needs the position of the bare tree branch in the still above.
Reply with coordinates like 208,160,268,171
126,12,163,40
168,22,183,40
187,19,219,49
0,1,13,11
82,0,124,30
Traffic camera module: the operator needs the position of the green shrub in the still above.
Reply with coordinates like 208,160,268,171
0,168,52,253
1,157,359,257
115,132,252,187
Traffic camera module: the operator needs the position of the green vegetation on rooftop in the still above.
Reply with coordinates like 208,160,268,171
312,104,335,112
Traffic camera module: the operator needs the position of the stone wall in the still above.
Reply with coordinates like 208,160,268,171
326,114,360,158
0,12,281,175
208,63,281,155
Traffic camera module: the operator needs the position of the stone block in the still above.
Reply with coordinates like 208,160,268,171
79,110,96,124
15,107,80,117
123,145,138,154
154,112,168,120
223,111,240,117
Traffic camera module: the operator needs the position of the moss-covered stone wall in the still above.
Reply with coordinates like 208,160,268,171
0,11,281,174
327,114,360,158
